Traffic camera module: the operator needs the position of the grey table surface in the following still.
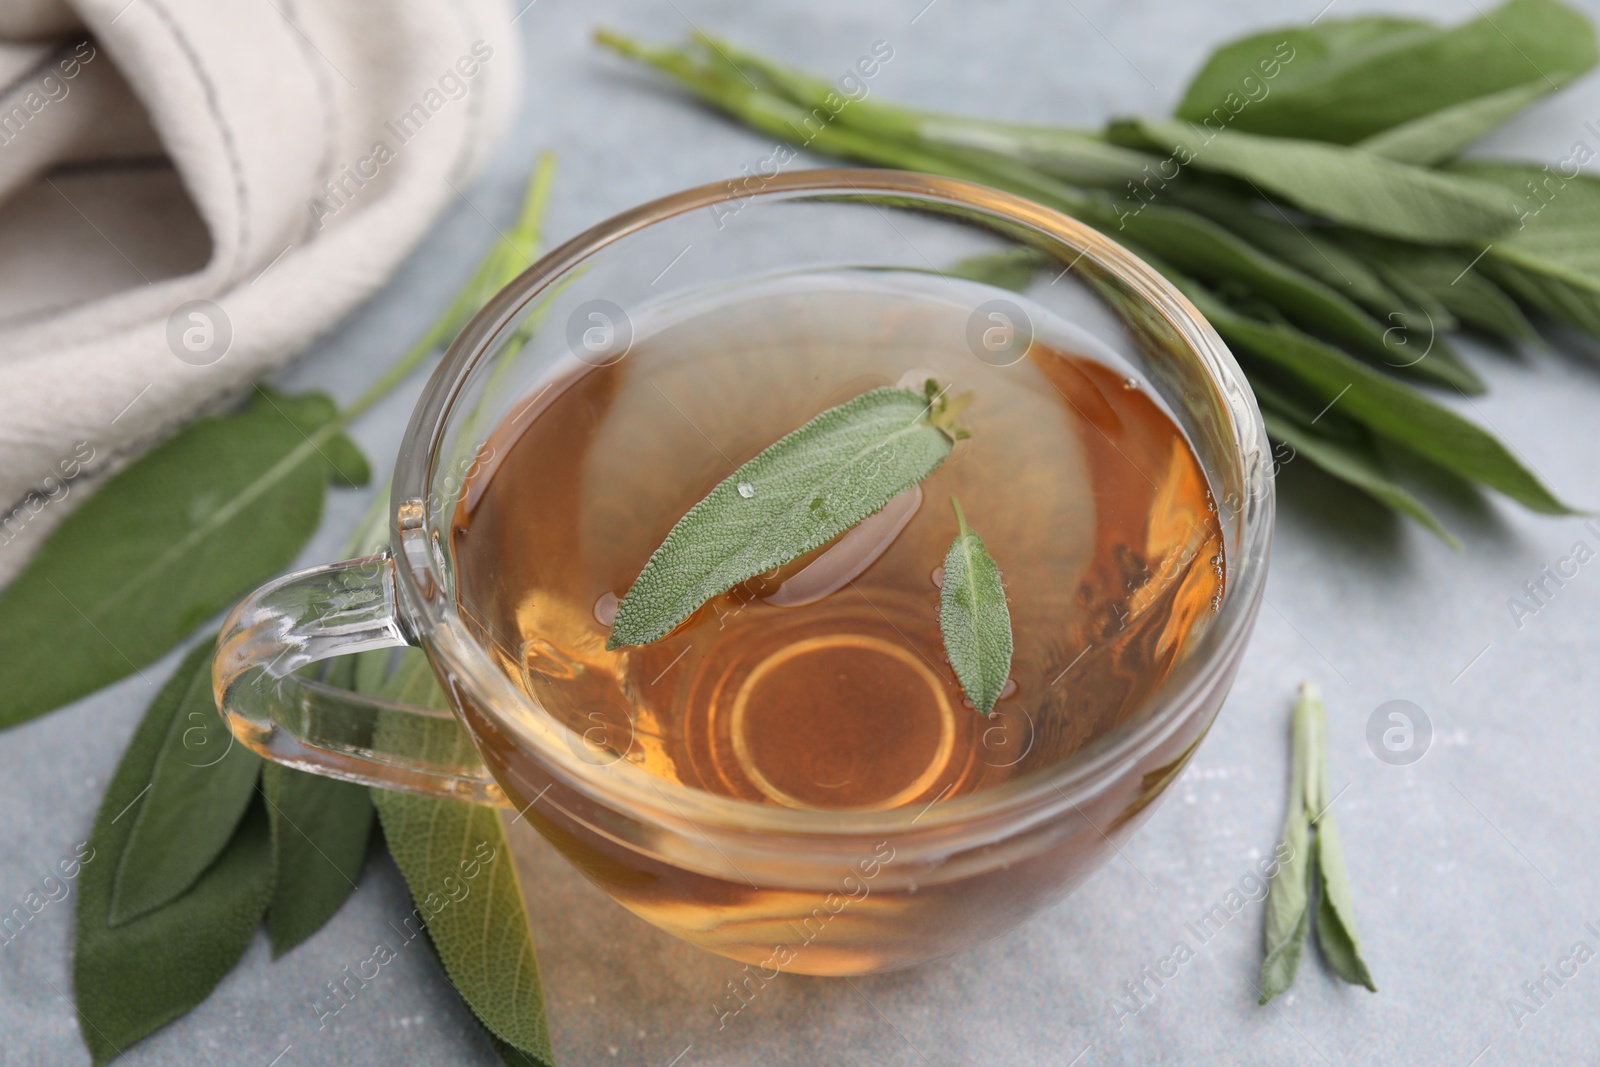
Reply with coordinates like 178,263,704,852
7,0,1600,1063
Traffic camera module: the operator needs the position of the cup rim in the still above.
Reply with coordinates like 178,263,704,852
391,167,1274,842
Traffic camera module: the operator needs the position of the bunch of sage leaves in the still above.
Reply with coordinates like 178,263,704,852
1,157,559,1065
598,0,1600,543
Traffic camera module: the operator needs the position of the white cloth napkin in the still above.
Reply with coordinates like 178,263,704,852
0,0,523,581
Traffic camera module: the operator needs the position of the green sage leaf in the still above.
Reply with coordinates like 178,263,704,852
1174,277,1575,514
1369,245,1539,345
608,383,962,649
262,760,374,957
369,651,553,1065
107,634,262,925
1357,79,1561,165
1102,199,1385,343
1446,162,1600,337
1299,683,1377,992
1314,817,1378,991
1115,119,1520,245
1167,187,1408,316
1259,809,1312,1003
0,389,369,728
1260,407,1458,548
939,498,1013,716
1259,682,1319,1003
73,640,274,1064
1105,198,1478,389
1175,0,1597,144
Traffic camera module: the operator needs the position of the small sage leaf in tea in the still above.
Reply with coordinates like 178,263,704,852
608,380,969,649
939,497,1014,716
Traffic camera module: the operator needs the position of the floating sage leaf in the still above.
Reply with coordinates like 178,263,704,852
1113,119,1520,245
0,388,369,729
369,651,554,1065
107,634,262,925
74,639,274,1064
1174,0,1597,144
262,760,374,957
939,498,1013,716
608,381,966,649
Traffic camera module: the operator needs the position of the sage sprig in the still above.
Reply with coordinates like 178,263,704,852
1258,683,1376,1003
608,379,968,649
597,0,1596,543
939,498,1013,716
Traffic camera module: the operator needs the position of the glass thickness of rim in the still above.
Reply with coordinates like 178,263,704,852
391,169,1272,867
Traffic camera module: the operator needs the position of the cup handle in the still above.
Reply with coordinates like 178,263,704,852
213,551,506,806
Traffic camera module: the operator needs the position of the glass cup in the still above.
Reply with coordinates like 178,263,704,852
215,169,1273,976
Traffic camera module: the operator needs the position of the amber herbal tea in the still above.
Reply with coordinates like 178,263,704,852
451,274,1224,815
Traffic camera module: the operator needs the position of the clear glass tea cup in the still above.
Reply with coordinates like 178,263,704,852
214,169,1273,976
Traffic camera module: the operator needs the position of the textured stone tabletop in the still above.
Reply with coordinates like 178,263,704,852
5,0,1600,1063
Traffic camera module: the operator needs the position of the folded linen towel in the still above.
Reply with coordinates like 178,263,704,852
0,0,523,582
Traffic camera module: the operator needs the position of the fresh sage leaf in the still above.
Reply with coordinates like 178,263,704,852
1260,683,1378,1000
1301,683,1377,992
1166,187,1409,316
1368,243,1539,345
1357,79,1561,165
1103,198,1477,389
107,634,262,925
370,651,554,1065
262,760,374,957
74,640,274,1064
1259,809,1312,1003
1450,162,1600,337
1313,817,1378,991
1099,198,1387,346
0,389,369,728
1115,119,1520,245
1259,681,1318,1003
939,498,1013,716
1260,407,1459,548
1165,189,1486,391
608,381,966,649
1175,0,1597,144
1174,276,1575,514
